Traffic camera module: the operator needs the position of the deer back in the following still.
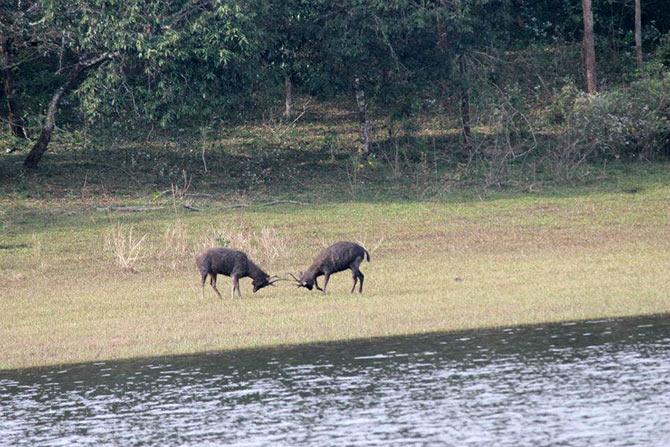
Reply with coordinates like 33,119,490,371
314,241,367,274
197,248,249,276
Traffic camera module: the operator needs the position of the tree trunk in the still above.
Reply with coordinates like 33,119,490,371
435,9,449,98
458,54,471,144
354,77,370,157
23,80,72,168
635,0,643,70
284,73,292,119
581,0,597,94
24,52,115,168
438,0,470,144
1,36,27,139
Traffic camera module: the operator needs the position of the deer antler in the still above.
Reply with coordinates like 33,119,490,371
288,272,306,288
268,275,288,286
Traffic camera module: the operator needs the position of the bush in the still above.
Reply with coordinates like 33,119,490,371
565,74,670,160
548,81,580,124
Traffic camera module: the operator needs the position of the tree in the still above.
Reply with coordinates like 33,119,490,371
313,0,434,156
23,53,117,168
258,0,321,119
435,2,471,143
0,1,32,139
1,36,27,139
635,0,643,70
19,0,255,168
582,0,597,93
310,0,385,157
21,0,139,168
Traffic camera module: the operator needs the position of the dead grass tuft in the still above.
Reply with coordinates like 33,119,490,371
199,224,292,270
157,220,192,271
355,235,386,257
104,225,148,273
30,234,46,272
255,228,289,267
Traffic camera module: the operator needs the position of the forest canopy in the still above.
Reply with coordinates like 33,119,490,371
2,0,670,171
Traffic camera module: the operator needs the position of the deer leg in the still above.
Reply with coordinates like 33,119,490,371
322,273,331,294
350,257,363,294
231,275,239,299
236,277,242,298
358,271,364,293
210,274,222,299
200,273,208,299
350,271,358,293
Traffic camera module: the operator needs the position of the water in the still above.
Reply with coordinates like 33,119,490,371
2,315,670,446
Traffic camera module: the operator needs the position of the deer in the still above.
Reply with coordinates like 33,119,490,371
196,247,281,299
290,241,370,294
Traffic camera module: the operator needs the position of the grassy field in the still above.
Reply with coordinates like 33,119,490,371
2,159,670,370
2,106,670,370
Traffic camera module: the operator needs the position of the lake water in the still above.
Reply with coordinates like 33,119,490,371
1,315,670,446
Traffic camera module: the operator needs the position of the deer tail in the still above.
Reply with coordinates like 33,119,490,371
364,248,370,262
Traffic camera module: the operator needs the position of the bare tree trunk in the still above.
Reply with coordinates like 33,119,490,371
23,78,75,168
458,54,471,144
438,0,470,144
581,0,597,94
284,73,293,119
635,0,643,70
1,36,27,139
24,52,115,168
435,9,449,98
354,77,370,157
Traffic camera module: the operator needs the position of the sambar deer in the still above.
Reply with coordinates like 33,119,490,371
196,248,280,299
291,241,370,294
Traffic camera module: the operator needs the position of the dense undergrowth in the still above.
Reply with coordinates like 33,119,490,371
2,90,669,206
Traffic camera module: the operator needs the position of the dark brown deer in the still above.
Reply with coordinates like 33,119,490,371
196,248,280,299
291,241,370,294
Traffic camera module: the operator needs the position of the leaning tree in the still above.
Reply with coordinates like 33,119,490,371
18,0,255,168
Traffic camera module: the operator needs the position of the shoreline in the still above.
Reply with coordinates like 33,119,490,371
3,311,669,373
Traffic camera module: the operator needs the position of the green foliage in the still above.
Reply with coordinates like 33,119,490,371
4,0,670,172
72,0,258,125
549,81,581,124
567,74,670,160
654,31,670,68
214,233,231,248
2,0,258,132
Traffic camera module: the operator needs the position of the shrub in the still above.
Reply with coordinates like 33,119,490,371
565,74,670,161
548,81,580,124
104,225,147,273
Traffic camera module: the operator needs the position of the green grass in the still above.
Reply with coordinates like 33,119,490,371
2,171,670,370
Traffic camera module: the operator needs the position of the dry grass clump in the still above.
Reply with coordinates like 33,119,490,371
99,215,294,274
156,220,193,271
30,234,46,271
255,227,290,267
104,225,148,273
355,235,386,258
101,219,292,274
203,223,253,253
196,223,292,270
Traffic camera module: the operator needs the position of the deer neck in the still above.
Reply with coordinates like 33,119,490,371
304,266,320,281
248,261,268,281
